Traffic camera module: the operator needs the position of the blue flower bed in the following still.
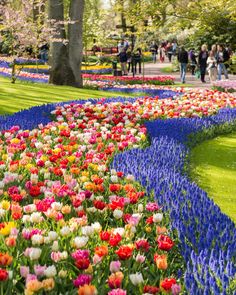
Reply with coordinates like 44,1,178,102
21,68,49,75
102,87,180,99
0,58,45,66
12,58,45,65
112,108,236,294
0,69,48,83
0,95,235,294
82,68,112,74
0,60,10,68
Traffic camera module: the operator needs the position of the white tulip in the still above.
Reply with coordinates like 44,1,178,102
129,273,144,285
31,234,44,245
110,175,118,183
51,202,62,211
113,209,123,219
48,231,58,241
60,226,71,236
44,265,57,278
74,236,89,248
81,226,94,236
58,270,67,278
51,241,59,251
29,248,42,260
91,222,101,232
137,204,143,213
30,212,42,223
113,227,125,237
153,213,163,223
22,215,31,223
126,174,135,181
0,209,6,217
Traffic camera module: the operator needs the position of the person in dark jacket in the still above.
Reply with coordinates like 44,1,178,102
150,41,158,63
133,48,142,74
189,49,197,75
118,49,128,75
198,44,209,83
216,44,229,80
178,46,188,83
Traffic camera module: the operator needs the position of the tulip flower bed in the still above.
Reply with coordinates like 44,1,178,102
0,57,45,66
0,66,48,84
0,58,173,85
213,80,236,93
17,65,113,75
0,89,236,294
82,74,175,86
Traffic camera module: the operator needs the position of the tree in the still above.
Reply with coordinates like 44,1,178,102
0,0,50,83
48,0,85,87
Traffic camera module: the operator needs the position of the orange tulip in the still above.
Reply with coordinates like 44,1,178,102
94,245,108,257
156,226,167,235
154,254,168,270
0,253,13,266
5,237,16,247
78,284,97,295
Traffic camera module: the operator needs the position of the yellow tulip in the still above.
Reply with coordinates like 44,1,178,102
0,222,16,236
1,201,10,210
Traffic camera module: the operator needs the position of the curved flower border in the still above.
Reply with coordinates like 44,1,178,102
0,92,236,294
112,108,236,294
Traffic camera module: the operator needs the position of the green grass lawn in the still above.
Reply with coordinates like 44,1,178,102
160,66,174,73
190,132,236,223
0,76,130,115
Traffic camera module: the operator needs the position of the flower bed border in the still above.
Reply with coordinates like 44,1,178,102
112,108,236,294
0,96,236,294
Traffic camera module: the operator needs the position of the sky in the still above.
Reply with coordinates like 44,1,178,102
102,0,111,8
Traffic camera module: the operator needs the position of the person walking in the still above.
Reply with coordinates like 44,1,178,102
198,44,208,83
189,49,197,75
216,45,229,80
211,44,217,57
127,50,132,73
166,42,173,62
118,39,129,54
159,45,165,62
172,40,178,56
133,47,142,74
178,46,188,83
150,41,158,63
118,48,128,75
207,51,217,82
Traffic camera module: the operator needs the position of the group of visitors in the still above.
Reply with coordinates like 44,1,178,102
117,39,142,75
178,44,231,83
149,40,178,63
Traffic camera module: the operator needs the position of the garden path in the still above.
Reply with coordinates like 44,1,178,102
132,61,235,88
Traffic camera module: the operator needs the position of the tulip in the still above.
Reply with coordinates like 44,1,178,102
129,273,144,286
113,209,123,219
135,254,146,264
108,272,124,289
44,265,57,278
109,261,121,273
78,284,97,295
154,254,168,270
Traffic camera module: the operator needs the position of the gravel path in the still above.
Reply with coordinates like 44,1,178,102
131,61,235,88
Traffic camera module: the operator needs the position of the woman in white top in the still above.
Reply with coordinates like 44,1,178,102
207,51,217,82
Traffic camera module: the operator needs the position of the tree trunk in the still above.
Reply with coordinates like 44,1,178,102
120,0,127,33
48,0,75,86
68,0,85,87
